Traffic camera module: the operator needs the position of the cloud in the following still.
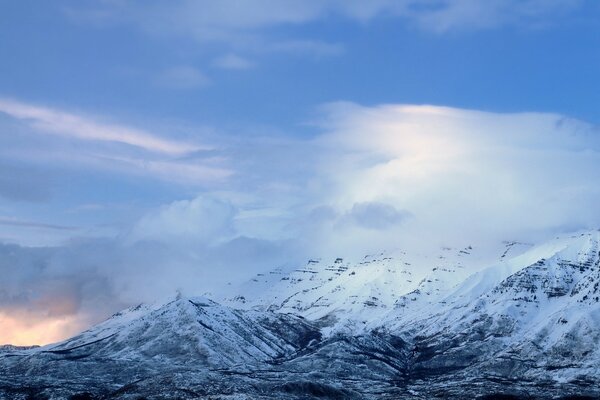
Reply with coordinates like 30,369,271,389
410,0,585,32
0,217,77,231
0,228,295,345
0,312,86,347
155,66,210,89
0,98,232,186
128,196,236,245
99,155,233,185
342,202,411,230
0,200,84,246
61,0,586,83
213,54,255,70
67,0,588,38
0,242,120,345
312,102,600,249
0,98,203,155
121,101,600,259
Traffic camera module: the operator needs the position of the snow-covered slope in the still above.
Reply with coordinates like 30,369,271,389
44,296,319,367
390,231,600,383
225,241,531,334
0,296,321,393
3,231,600,399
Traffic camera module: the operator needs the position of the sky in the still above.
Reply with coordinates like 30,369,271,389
1,0,600,345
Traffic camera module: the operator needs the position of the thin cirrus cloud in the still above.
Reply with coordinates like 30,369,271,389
0,98,204,155
61,0,587,84
100,155,233,185
0,98,232,185
68,0,588,37
0,217,77,231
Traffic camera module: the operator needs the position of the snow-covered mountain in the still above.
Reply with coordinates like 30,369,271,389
224,240,532,334
395,231,600,384
2,231,600,399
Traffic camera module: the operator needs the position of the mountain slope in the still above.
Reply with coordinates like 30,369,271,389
2,231,600,399
393,231,600,384
42,296,319,368
0,296,322,398
225,242,523,334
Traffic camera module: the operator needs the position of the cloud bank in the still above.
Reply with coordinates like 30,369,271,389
309,103,600,252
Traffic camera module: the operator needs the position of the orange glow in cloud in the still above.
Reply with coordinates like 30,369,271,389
0,311,85,346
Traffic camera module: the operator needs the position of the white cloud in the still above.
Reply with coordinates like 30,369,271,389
117,101,600,259
310,102,600,251
3,100,599,258
0,98,231,186
0,98,203,155
101,155,233,185
128,196,236,245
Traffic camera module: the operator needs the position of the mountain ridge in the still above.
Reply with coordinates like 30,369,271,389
2,230,600,399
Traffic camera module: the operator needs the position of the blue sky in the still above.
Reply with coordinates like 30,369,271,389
1,0,600,344
1,0,599,126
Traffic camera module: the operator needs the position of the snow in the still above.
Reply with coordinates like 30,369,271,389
3,230,600,398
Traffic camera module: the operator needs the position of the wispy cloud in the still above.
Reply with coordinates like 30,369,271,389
61,0,588,86
0,98,204,155
408,0,586,33
0,217,78,231
67,0,588,37
101,155,233,184
0,97,232,186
